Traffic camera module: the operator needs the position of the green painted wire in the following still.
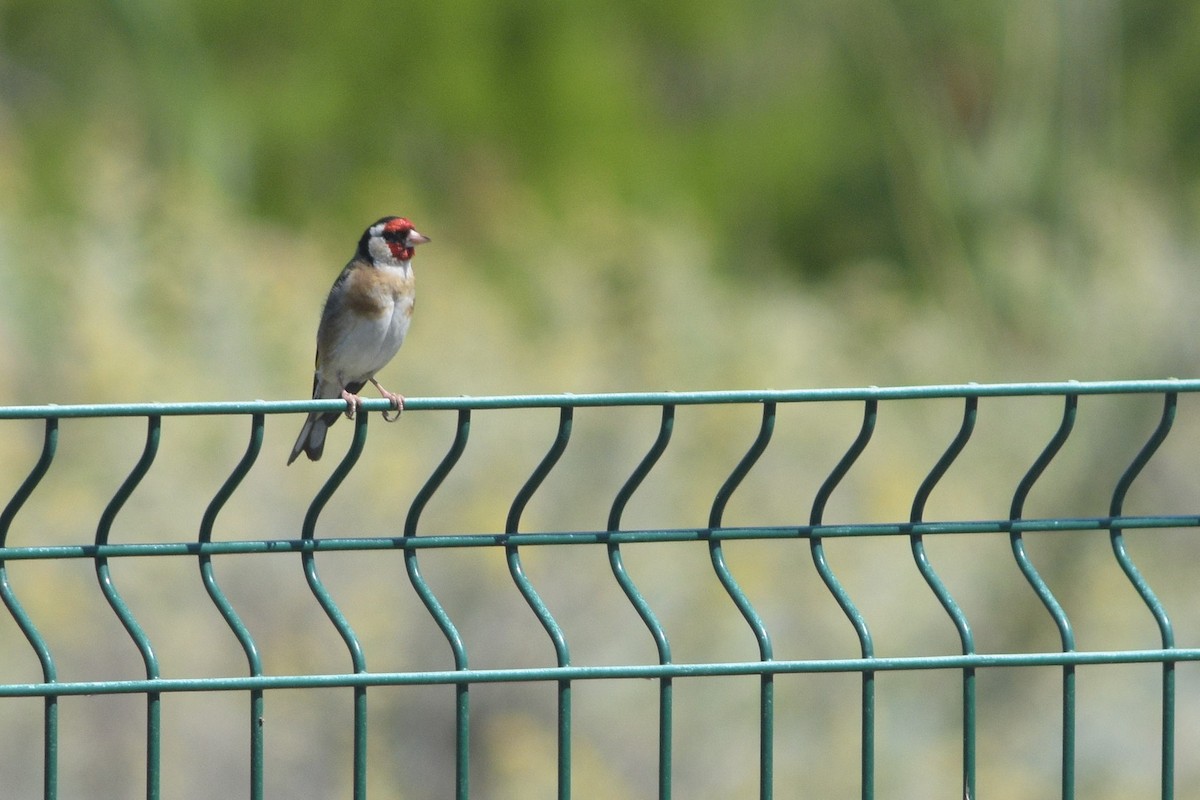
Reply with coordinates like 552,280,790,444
809,400,877,800
908,397,977,800
2,645,1198,699
198,413,265,800
1108,392,1177,800
403,408,472,670
94,416,162,800
607,404,675,800
707,402,776,800
4,378,1200,420
2,513,1196,565
403,408,472,800
707,401,776,658
504,406,574,800
1009,394,1077,799
301,411,371,800
0,418,60,799
504,406,573,665
607,406,675,661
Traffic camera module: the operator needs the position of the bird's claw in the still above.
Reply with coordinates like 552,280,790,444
370,379,404,422
340,390,363,420
380,392,404,422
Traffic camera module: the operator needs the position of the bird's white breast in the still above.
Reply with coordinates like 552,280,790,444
320,261,414,385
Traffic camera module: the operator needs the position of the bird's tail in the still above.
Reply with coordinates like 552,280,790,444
288,378,360,464
287,412,330,465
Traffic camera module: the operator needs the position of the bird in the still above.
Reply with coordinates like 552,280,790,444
288,216,430,465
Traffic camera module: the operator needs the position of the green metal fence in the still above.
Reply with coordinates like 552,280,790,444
0,380,1197,799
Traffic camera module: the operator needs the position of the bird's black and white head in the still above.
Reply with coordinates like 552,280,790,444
359,216,430,266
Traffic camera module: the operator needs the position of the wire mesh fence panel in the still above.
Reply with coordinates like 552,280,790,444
1,381,1198,800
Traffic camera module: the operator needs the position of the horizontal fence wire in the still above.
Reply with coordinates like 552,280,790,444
0,380,1198,800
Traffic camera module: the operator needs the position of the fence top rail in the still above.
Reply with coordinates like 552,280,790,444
1,379,1198,419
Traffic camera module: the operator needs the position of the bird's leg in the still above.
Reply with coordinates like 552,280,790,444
340,388,364,420
370,378,404,422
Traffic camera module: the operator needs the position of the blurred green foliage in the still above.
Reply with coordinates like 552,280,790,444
2,1,1200,798
4,0,1196,284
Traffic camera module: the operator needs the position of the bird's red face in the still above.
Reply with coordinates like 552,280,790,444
360,216,431,265
379,217,431,262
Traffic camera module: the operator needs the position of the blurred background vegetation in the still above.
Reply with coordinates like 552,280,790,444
1,1,1200,798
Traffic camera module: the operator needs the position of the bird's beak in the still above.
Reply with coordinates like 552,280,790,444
408,230,431,246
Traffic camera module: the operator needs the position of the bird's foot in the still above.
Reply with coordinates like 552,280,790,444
371,379,404,422
340,389,364,420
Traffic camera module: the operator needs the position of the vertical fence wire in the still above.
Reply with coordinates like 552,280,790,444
0,418,60,800
707,402,776,800
907,397,977,800
809,399,877,800
1107,392,1177,800
403,408,473,799
607,404,675,800
1008,393,1078,799
505,406,574,800
197,413,266,800
94,415,162,800
300,412,371,800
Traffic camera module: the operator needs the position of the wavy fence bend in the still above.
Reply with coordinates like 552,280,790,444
1,381,1199,800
